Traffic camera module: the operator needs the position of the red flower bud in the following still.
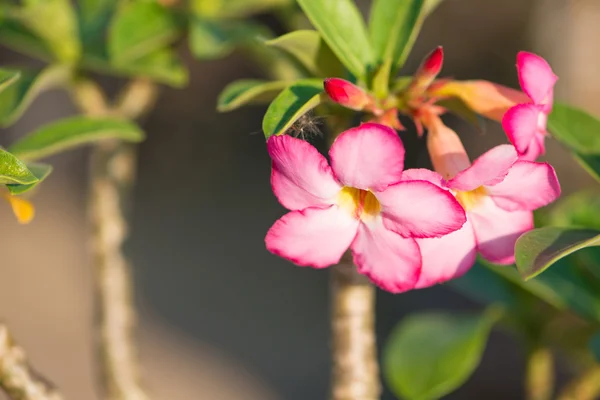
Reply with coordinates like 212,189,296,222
324,78,373,111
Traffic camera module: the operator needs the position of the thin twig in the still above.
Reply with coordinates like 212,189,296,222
0,324,64,400
525,346,554,400
73,78,158,400
330,253,380,400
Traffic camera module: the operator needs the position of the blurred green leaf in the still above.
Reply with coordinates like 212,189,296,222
0,65,72,127
574,152,600,184
369,0,426,71
424,0,445,16
262,79,323,138
589,331,600,363
6,162,52,195
9,116,144,161
548,103,600,155
0,148,38,185
77,0,118,46
296,0,373,80
108,2,179,64
0,69,20,93
266,30,344,78
218,80,290,112
0,11,53,60
384,309,498,400
19,0,81,62
549,191,600,230
516,227,600,280
192,0,291,18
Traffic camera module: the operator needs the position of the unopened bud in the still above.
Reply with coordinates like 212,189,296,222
324,78,374,111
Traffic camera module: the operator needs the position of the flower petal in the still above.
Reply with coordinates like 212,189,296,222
517,51,557,106
425,114,471,180
329,123,405,191
415,220,477,289
401,168,445,186
502,103,543,156
377,180,466,238
268,134,341,210
265,206,359,268
470,198,533,264
447,145,518,191
351,219,421,293
519,132,546,161
488,160,560,211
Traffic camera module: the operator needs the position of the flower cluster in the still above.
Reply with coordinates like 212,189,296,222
264,49,561,293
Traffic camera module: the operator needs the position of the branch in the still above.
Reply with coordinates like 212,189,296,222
0,324,64,400
330,253,380,400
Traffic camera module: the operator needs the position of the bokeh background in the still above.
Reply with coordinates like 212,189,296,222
0,0,597,399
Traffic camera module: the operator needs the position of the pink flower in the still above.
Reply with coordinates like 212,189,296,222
265,123,466,293
416,115,561,288
324,78,374,111
502,52,558,160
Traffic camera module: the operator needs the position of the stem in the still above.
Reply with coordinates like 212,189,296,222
0,324,64,400
73,79,158,400
557,365,600,400
330,253,380,400
525,346,554,400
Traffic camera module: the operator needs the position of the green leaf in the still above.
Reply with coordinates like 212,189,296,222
547,103,600,154
423,0,445,16
77,0,118,46
516,227,600,280
265,30,344,78
217,80,290,112
369,0,426,71
0,69,20,93
0,16,53,61
6,162,52,195
19,0,81,62
192,0,291,18
262,79,323,138
0,65,72,127
0,148,38,185
549,191,600,230
384,309,498,400
296,0,373,80
108,1,179,64
9,116,145,161
589,331,600,363
574,152,600,184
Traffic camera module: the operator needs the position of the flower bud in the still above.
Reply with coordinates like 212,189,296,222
324,78,374,111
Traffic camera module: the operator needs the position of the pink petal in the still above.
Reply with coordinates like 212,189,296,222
330,123,405,191
268,135,341,210
376,180,466,238
517,51,557,106
401,168,445,186
502,103,542,156
519,132,546,161
265,206,359,268
350,219,421,293
488,160,561,211
415,220,477,289
447,145,518,191
425,113,471,180
470,198,533,265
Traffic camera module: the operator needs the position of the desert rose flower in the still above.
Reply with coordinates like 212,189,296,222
265,123,466,293
502,52,558,160
415,115,561,288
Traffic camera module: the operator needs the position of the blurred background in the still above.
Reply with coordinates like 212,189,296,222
0,0,597,399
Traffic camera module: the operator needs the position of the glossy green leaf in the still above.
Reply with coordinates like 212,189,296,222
266,30,344,78
547,103,600,154
262,79,323,138
9,116,144,161
574,152,600,184
369,0,426,70
108,2,179,64
0,149,38,185
19,0,81,62
217,80,290,112
296,0,373,80
0,65,72,127
516,227,600,280
6,162,52,195
0,69,20,93
384,309,498,400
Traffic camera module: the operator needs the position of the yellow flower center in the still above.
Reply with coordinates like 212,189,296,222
455,186,487,211
337,187,381,220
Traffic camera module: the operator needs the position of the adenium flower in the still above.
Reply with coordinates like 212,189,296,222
502,52,558,160
265,123,466,293
415,114,561,288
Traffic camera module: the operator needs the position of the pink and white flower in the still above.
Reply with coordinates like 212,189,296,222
502,52,558,161
265,123,466,293
417,115,561,288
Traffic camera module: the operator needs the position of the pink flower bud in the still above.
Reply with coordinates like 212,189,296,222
324,78,373,111
423,113,470,180
417,46,444,81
